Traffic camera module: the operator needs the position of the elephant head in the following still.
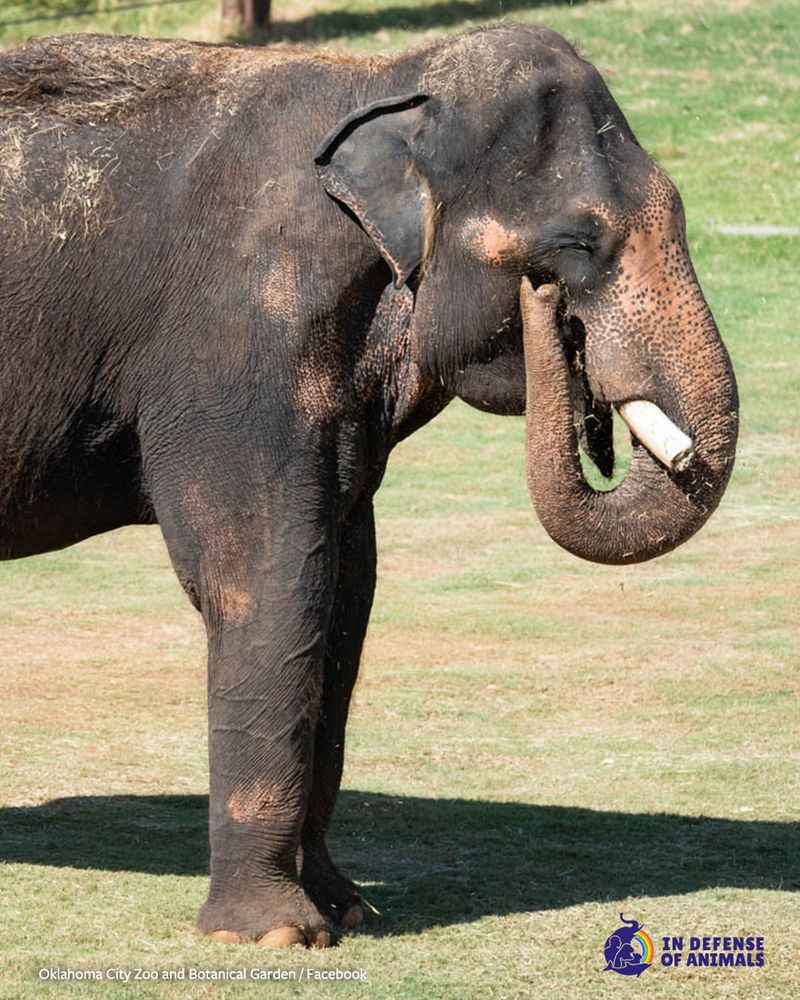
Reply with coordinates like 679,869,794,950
316,27,738,565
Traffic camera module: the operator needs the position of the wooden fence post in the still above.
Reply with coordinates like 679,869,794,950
222,0,270,30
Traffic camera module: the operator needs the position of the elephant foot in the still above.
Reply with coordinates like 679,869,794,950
198,882,336,948
299,843,365,930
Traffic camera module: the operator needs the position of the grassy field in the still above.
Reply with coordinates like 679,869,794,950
1,0,798,997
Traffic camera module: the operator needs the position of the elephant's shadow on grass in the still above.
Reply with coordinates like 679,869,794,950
0,792,795,932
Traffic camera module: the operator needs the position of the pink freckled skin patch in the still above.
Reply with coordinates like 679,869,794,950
227,779,282,823
461,215,525,265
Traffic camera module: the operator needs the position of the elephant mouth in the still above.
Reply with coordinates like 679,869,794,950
558,311,696,480
559,314,616,480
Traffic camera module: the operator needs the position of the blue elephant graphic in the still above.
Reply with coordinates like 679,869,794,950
603,914,651,977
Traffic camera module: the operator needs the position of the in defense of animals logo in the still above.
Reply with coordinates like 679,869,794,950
603,914,655,977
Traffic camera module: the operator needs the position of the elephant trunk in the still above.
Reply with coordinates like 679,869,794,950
521,279,738,565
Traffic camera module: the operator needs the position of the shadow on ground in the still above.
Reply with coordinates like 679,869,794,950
1,791,795,931
236,0,592,45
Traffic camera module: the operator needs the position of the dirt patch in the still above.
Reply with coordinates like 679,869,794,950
708,121,788,144
712,223,800,237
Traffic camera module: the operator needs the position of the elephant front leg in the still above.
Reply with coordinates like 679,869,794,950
195,537,336,947
299,501,376,931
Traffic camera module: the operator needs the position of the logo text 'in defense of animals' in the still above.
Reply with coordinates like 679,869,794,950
660,935,765,968
603,914,765,976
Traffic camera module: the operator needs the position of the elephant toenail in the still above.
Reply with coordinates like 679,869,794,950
256,925,306,948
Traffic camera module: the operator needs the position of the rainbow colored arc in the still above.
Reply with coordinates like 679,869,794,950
633,931,655,964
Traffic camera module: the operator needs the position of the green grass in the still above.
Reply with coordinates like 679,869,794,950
0,0,219,47
1,1,798,998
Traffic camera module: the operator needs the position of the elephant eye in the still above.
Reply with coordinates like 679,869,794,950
561,239,594,255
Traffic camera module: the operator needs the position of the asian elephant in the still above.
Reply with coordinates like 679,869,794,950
0,26,737,946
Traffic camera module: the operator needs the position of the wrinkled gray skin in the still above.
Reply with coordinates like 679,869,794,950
0,26,737,946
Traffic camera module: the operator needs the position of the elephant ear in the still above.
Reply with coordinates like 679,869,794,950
314,93,431,288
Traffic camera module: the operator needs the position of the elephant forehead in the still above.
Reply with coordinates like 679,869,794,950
459,214,526,264
583,169,681,239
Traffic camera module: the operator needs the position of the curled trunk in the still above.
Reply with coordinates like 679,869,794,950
521,279,738,565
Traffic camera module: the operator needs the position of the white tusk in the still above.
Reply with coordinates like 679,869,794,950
617,400,696,473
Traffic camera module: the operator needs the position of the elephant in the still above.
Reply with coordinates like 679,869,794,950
0,26,738,946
